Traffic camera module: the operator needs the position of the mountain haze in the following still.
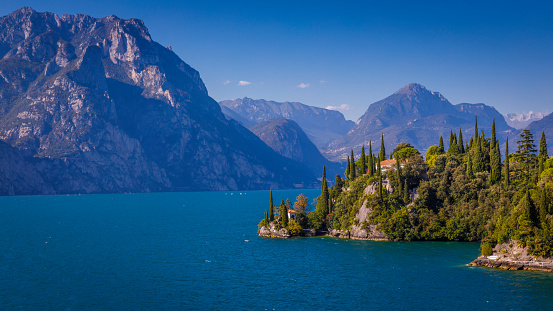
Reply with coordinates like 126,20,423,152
219,97,355,148
525,112,553,155
0,7,317,195
250,117,336,175
324,83,516,161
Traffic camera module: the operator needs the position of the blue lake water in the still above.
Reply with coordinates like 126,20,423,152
1,189,553,310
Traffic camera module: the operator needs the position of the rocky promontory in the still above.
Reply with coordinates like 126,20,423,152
469,241,553,272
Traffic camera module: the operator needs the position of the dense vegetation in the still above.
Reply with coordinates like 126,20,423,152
259,117,553,258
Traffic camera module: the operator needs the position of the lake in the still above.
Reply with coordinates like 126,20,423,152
1,189,552,310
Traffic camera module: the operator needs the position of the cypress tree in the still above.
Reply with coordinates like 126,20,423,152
459,128,465,153
378,158,383,198
438,136,445,154
403,179,409,204
490,144,501,184
396,158,402,195
368,141,374,176
380,134,386,161
504,137,510,188
474,114,479,141
269,190,274,221
448,130,454,153
345,156,350,180
525,190,538,227
320,166,329,216
279,199,288,227
539,130,548,158
361,145,366,175
472,140,484,174
491,118,497,150
539,189,547,226
264,210,269,224
350,149,356,180
467,153,474,179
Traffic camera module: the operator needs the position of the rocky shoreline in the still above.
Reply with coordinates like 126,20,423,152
258,223,390,241
469,241,553,272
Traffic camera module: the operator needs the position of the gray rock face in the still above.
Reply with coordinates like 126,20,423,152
219,97,355,148
259,223,291,238
0,7,316,195
324,83,516,161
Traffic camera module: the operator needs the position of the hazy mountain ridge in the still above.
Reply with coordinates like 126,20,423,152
504,111,547,129
324,83,516,160
0,7,317,195
249,117,337,175
219,97,355,148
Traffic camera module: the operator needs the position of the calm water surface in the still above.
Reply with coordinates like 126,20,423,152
1,190,552,310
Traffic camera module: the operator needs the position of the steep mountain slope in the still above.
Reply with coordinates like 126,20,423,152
525,112,553,155
0,7,316,194
219,97,355,148
324,83,516,161
250,117,335,174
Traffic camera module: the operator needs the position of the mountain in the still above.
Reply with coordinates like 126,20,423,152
0,7,317,195
525,112,553,155
324,83,516,161
219,98,355,148
504,111,547,129
249,117,337,175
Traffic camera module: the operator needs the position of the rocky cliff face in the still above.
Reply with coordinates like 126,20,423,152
0,7,316,194
219,97,355,148
324,83,516,161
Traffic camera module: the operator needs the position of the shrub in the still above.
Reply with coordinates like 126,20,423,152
481,242,493,256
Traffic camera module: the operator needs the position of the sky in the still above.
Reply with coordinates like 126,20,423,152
2,0,552,121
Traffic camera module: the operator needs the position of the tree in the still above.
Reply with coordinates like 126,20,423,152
403,179,409,204
380,133,386,161
279,199,288,227
294,193,310,228
491,118,497,150
361,145,367,175
264,210,269,224
350,149,356,180
539,130,548,159
539,131,548,175
438,136,445,154
467,153,474,179
514,129,537,183
504,137,510,188
378,158,383,198
345,156,350,180
472,139,484,174
474,114,479,141
317,166,329,217
396,158,403,195
368,141,374,176
269,190,274,221
458,128,465,153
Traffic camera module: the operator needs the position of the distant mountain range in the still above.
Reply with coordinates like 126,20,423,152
249,117,341,176
504,111,547,129
525,112,553,155
219,98,355,148
0,7,317,195
324,83,516,161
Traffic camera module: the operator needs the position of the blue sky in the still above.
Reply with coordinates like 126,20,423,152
2,1,552,120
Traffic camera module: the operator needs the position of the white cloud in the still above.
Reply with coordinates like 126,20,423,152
326,104,351,111
223,80,231,85
237,81,251,86
297,83,310,88
320,80,329,84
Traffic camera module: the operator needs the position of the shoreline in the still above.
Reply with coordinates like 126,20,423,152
469,257,553,272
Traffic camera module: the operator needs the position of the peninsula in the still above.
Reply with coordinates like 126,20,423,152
259,119,553,271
